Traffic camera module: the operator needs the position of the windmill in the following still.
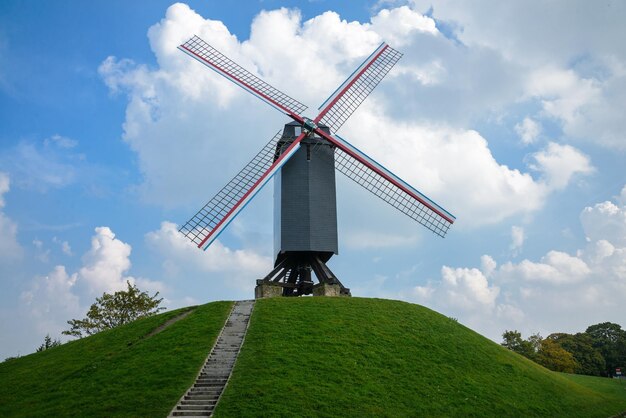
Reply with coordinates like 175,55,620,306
178,35,456,297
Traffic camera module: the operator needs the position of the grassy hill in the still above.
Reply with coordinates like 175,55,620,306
0,301,232,417
1,297,625,417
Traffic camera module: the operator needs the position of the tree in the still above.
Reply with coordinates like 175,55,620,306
501,330,537,360
585,322,626,376
535,339,578,373
63,281,165,338
36,334,61,352
547,333,605,376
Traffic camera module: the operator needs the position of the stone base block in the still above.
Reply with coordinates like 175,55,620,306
255,282,283,299
312,283,344,297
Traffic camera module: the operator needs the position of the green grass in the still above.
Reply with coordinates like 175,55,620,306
561,373,626,404
0,301,232,417
216,297,626,417
2,297,625,417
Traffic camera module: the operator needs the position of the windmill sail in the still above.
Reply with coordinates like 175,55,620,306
179,131,305,249
329,134,455,237
179,36,308,117
178,35,455,256
314,42,402,133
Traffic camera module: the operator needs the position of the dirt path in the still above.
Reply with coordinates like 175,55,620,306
144,309,194,339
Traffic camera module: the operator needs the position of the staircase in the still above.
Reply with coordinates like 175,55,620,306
168,300,254,417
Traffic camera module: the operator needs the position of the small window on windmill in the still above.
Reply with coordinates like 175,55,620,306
294,126,302,136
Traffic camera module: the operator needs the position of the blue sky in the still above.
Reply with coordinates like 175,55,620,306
1,0,625,360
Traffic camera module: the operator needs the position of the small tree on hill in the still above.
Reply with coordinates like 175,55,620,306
63,281,165,338
36,334,61,352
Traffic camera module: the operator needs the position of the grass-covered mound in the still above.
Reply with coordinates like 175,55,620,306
216,297,626,417
0,301,232,417
2,297,625,417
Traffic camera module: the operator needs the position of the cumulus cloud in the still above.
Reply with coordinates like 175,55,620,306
412,256,500,313
530,142,594,190
409,186,626,341
0,172,22,261
480,254,497,277
21,226,164,341
525,65,626,149
21,265,81,336
343,111,593,226
99,3,593,229
414,1,626,149
145,221,271,294
78,227,136,295
514,117,540,145
369,5,437,46
580,198,626,247
440,265,500,311
89,2,617,295
500,251,591,284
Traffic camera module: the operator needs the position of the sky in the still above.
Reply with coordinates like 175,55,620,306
1,0,625,360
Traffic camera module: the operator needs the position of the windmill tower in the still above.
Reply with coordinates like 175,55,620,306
178,36,456,297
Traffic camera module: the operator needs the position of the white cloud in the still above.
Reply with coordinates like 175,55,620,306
480,254,497,277
0,172,22,261
21,265,81,336
413,1,626,149
527,67,601,125
510,226,524,256
78,227,137,295
409,261,500,315
500,250,591,285
530,142,594,190
524,66,626,149
145,221,271,294
99,3,596,231
413,1,626,65
580,199,626,247
409,186,626,341
20,226,164,342
343,112,593,226
53,236,73,256
495,304,525,323
514,117,540,145
369,5,438,46
441,265,500,311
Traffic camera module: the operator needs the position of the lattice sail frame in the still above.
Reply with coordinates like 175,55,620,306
179,131,303,249
179,36,307,116
332,135,455,237
315,43,403,133
177,34,455,249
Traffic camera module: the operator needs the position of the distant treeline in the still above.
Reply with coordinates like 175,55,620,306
501,322,625,377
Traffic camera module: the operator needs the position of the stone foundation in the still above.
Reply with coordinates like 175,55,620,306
254,282,283,299
312,283,343,297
